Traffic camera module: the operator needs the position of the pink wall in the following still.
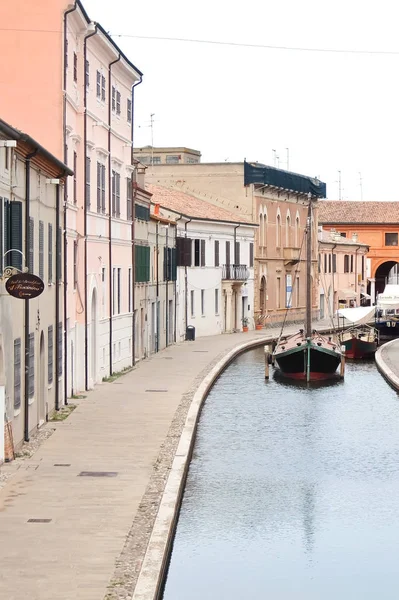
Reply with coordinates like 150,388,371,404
0,0,65,158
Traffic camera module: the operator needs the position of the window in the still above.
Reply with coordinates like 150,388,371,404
201,289,205,316
277,277,281,308
128,268,132,312
225,241,231,265
135,245,150,282
166,155,179,164
96,70,101,98
4,147,9,170
340,232,347,238
295,217,300,247
259,214,264,247
190,290,195,317
116,90,121,116
344,254,349,273
350,254,354,273
194,239,201,267
1,200,22,272
362,255,365,280
276,214,281,247
29,217,34,273
85,59,89,87
14,338,21,410
117,268,121,314
296,276,300,307
73,151,77,204
286,214,291,246
249,242,254,267
214,240,220,267
48,326,53,384
48,224,53,283
332,253,337,273
112,86,116,112
112,171,121,217
328,253,331,273
86,156,91,208
58,322,63,376
97,162,106,213
101,74,106,101
235,241,240,265
73,52,77,82
57,227,62,281
385,233,398,246
127,178,132,220
215,289,219,314
135,204,150,221
102,267,106,313
324,253,327,273
127,98,132,123
263,213,268,247
28,332,34,398
176,237,192,266
73,240,78,289
152,156,161,164
163,247,177,281
39,221,44,280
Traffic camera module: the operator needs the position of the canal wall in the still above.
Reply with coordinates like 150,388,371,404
131,325,337,600
375,338,399,390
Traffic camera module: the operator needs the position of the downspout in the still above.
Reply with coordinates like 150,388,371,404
174,215,183,343
130,76,142,367
54,179,63,412
165,226,169,347
233,224,240,330
184,218,192,337
108,54,121,377
83,23,98,391
156,220,159,352
355,245,361,296
63,1,77,402
24,149,38,442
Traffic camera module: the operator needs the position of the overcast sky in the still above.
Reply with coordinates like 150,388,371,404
84,0,399,201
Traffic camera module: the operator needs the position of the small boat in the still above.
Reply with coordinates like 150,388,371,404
337,306,378,359
273,198,342,381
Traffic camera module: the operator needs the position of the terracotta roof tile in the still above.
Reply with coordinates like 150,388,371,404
146,184,255,225
318,201,399,224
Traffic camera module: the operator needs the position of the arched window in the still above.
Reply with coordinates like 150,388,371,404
295,216,300,247
263,212,268,247
286,213,291,246
259,214,264,247
276,213,281,248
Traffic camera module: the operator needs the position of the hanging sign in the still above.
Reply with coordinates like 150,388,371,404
5,273,45,299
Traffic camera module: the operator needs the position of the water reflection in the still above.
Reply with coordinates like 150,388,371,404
163,349,399,600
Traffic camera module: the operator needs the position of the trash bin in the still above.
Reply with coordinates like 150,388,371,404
186,325,195,341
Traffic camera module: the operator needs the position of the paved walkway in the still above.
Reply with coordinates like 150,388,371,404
376,338,399,390
0,320,337,600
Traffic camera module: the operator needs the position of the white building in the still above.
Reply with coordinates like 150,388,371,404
148,185,257,338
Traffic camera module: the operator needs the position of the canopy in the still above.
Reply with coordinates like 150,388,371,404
337,305,375,324
377,284,399,309
338,288,356,299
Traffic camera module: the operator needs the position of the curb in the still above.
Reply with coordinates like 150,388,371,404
131,324,337,600
375,338,399,390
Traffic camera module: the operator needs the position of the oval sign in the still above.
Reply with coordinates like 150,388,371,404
5,273,45,300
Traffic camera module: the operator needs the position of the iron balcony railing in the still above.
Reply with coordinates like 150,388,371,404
222,264,249,281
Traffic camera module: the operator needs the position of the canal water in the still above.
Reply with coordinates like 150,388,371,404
162,347,399,600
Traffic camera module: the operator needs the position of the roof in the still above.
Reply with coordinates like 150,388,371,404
318,230,369,248
134,146,201,155
319,201,399,224
146,184,257,226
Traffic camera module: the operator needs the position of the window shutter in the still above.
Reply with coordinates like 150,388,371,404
163,247,167,281
48,224,53,283
101,165,106,213
235,241,240,265
28,332,34,398
57,227,62,281
184,237,192,267
127,178,132,220
214,240,219,267
226,241,230,266
116,173,120,218
171,248,177,280
97,162,101,212
249,242,254,267
7,201,23,270
29,218,34,273
48,326,53,384
200,239,205,266
14,338,21,410
39,221,44,279
112,86,116,111
86,156,91,208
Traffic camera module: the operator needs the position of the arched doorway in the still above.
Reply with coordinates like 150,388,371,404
373,261,399,298
91,289,97,386
39,332,46,426
260,276,267,314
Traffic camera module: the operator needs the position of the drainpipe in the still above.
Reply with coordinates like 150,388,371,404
54,180,62,412
24,149,38,442
107,54,121,378
184,218,192,337
83,24,98,391
130,77,142,367
156,220,159,352
165,225,169,347
63,1,77,402
233,225,240,330
355,245,361,296
174,215,182,343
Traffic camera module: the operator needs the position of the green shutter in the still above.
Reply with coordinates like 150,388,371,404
8,201,23,270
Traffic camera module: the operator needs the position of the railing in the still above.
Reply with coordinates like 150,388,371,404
222,264,249,281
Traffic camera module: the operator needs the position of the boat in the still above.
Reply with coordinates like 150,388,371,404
375,284,399,339
272,198,342,381
337,306,378,359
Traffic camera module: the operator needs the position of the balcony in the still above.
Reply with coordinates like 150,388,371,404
222,264,249,281
283,246,301,266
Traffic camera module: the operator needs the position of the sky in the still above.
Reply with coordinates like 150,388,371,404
84,0,399,201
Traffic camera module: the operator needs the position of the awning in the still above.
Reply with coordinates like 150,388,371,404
377,284,399,309
338,288,356,298
337,305,375,324
361,292,371,299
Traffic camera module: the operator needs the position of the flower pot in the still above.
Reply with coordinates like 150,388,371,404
255,324,263,330
242,326,249,332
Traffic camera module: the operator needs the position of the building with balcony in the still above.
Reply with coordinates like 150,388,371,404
147,185,257,337
146,159,325,326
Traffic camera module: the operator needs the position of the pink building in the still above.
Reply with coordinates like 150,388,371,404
0,1,143,395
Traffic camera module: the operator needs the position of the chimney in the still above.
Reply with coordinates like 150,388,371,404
352,233,358,242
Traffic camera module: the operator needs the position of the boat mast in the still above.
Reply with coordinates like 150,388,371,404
305,194,312,338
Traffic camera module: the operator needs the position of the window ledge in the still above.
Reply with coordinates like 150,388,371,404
28,397,35,405
14,407,21,418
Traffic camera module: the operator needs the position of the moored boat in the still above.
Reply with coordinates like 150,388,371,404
337,306,378,359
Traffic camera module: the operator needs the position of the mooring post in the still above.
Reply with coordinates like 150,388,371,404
340,345,346,378
264,345,270,379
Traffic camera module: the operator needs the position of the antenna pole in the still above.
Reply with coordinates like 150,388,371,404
338,170,342,200
359,171,363,200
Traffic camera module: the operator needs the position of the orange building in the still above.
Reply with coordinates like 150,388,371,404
318,201,399,302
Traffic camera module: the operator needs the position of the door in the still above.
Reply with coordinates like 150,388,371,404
39,332,46,426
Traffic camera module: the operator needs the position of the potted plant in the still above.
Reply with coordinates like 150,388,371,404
242,316,249,332
255,313,265,330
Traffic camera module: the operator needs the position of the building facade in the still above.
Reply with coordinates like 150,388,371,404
134,146,201,166
0,120,72,459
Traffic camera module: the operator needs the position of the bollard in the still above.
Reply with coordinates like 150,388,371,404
264,345,270,379
340,345,346,378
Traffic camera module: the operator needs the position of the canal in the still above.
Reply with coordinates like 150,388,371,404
162,347,399,600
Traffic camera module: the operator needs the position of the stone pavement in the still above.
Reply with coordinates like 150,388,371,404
0,319,336,600
375,338,399,390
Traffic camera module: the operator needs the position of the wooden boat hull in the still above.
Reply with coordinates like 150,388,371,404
273,338,341,381
342,336,377,359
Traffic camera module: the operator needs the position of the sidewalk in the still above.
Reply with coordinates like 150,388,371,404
0,320,335,600
375,338,399,390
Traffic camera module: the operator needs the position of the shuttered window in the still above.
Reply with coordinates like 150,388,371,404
96,70,101,97
73,240,78,288
176,237,192,267
135,204,150,221
57,227,62,281
116,91,121,116
39,221,44,279
3,201,23,271
163,247,177,281
101,75,106,101
86,156,91,208
29,218,34,273
73,151,77,204
28,332,34,398
332,253,337,273
48,326,53,384
58,322,63,376
127,98,132,123
225,241,231,266
112,171,120,217
135,245,150,282
97,162,101,213
249,242,254,267
14,338,21,410
48,224,53,283
214,240,220,267
127,178,132,220
235,241,240,265
112,86,116,111
200,239,205,266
